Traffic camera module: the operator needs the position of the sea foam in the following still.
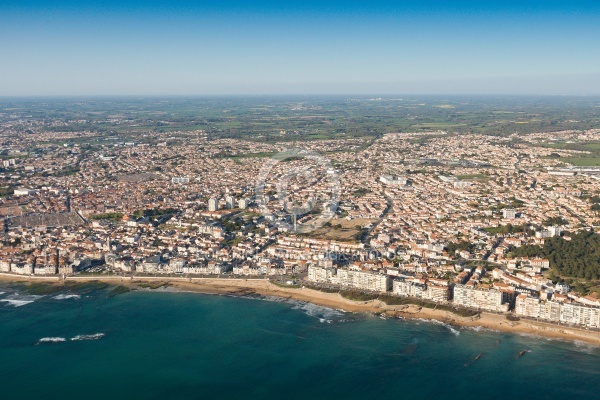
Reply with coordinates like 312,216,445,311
37,337,67,344
53,294,81,300
291,301,345,322
572,340,600,354
71,333,105,341
248,295,347,323
418,318,461,336
1,294,43,307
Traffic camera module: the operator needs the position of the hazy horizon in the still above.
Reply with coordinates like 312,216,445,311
2,1,600,96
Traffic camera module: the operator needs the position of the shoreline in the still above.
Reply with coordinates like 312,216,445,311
1,273,599,346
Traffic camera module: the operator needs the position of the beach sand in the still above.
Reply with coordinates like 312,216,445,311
1,273,599,346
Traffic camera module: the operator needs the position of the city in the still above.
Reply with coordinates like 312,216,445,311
1,100,599,332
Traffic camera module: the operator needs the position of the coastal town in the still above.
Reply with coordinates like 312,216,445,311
0,113,599,331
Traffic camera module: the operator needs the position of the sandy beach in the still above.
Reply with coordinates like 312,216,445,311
1,273,599,346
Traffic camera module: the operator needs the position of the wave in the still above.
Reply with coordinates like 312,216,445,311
71,333,105,341
1,294,43,307
417,318,460,336
1,299,34,307
53,294,81,300
463,325,501,334
246,294,347,323
35,333,106,345
572,340,600,354
291,301,345,322
37,337,66,344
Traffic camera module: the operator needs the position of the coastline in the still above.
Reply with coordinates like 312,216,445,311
1,273,599,346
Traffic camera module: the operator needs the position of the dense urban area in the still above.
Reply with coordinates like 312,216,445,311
1,96,599,329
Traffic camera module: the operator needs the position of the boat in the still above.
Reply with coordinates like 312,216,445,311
473,352,483,361
518,350,527,358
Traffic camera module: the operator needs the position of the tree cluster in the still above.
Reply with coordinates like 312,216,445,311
512,230,600,280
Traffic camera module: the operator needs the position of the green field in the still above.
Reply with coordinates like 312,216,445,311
564,157,600,166
456,173,488,180
4,96,600,146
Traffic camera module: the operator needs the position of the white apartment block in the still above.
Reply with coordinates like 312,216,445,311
560,303,600,328
379,175,408,186
336,269,391,292
307,265,336,283
453,284,508,312
208,198,219,212
307,266,391,292
0,260,10,272
515,294,540,317
393,279,425,298
426,284,451,302
515,295,600,329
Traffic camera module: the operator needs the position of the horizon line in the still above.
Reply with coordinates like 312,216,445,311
2,93,600,98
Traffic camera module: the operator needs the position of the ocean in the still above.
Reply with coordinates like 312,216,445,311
0,283,599,400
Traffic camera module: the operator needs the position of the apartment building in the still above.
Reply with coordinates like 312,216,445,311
307,265,391,292
515,294,600,329
337,269,391,292
392,279,425,298
307,265,336,283
453,284,508,312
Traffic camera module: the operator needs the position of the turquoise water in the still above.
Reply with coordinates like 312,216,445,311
0,284,599,400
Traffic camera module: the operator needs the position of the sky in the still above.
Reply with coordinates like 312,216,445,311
1,0,600,96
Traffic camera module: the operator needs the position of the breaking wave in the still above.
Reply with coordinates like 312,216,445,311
36,333,106,345
572,340,600,354
53,294,81,300
1,294,43,307
417,318,460,336
291,301,345,322
247,295,347,323
37,337,66,344
71,333,105,341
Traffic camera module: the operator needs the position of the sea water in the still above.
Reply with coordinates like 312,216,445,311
0,284,598,400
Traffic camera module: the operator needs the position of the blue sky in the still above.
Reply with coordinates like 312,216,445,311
1,1,600,95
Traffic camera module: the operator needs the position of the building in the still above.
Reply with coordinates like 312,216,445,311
515,294,541,318
208,198,219,212
13,188,35,196
380,175,408,186
307,265,336,283
453,181,472,189
539,300,562,322
171,176,190,184
336,269,391,292
168,258,186,273
425,284,451,302
453,284,508,312
514,295,600,329
225,195,235,209
238,198,248,209
393,279,425,298
560,302,600,328
502,208,517,219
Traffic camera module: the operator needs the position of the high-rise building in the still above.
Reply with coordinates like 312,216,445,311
225,195,235,209
208,198,219,212
502,208,517,219
453,284,508,312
